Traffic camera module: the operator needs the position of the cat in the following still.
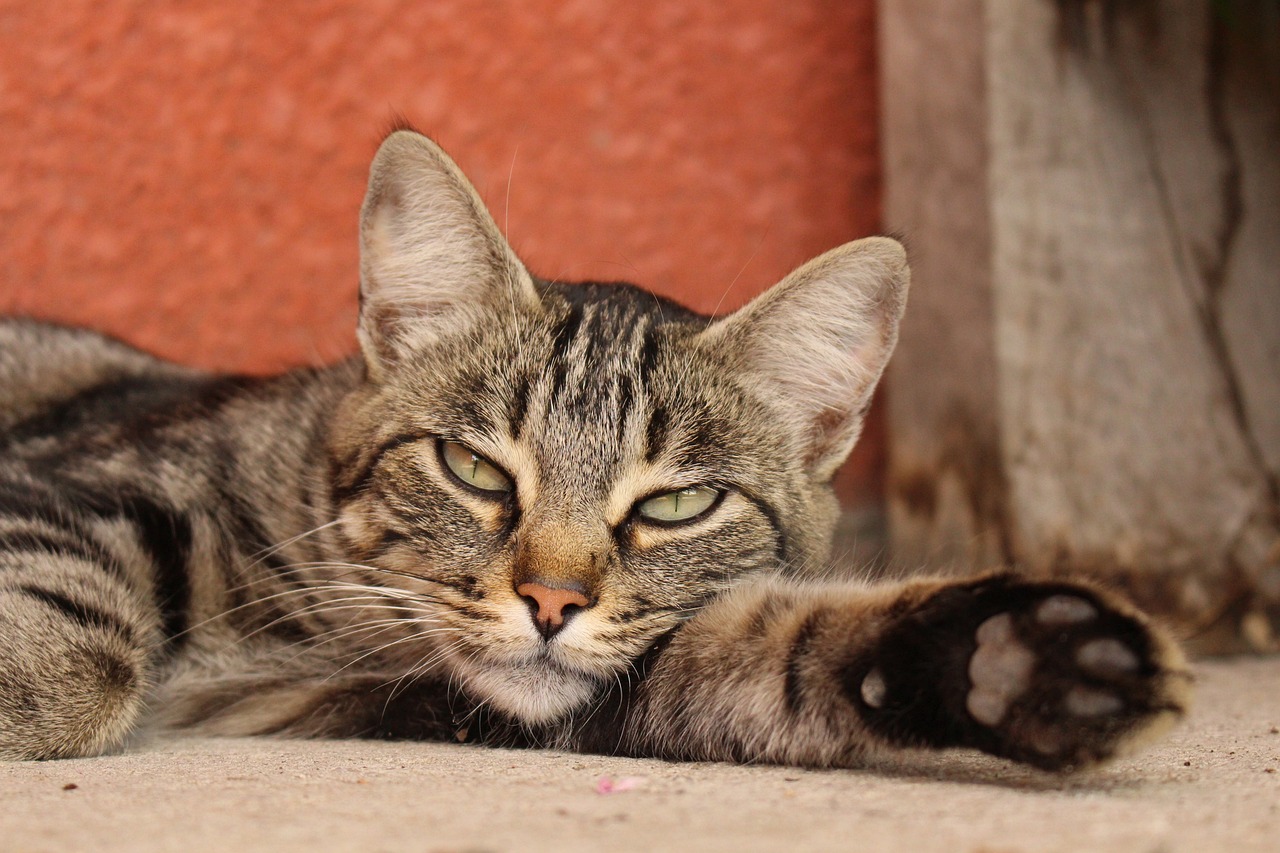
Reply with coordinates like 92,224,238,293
0,129,1189,769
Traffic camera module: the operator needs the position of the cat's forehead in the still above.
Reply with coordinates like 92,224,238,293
518,281,709,398
514,283,718,458
428,281,749,498
537,280,705,344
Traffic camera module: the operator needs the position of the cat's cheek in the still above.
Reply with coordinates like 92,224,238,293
335,502,384,554
461,661,597,723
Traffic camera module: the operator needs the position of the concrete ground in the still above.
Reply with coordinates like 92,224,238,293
2,658,1277,853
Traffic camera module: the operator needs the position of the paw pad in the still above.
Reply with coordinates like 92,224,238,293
1077,638,1139,675
966,613,1035,726
860,668,887,708
1065,686,1124,717
1036,595,1097,626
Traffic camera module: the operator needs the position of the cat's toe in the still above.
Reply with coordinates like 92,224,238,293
1035,594,1097,626
1076,637,1140,675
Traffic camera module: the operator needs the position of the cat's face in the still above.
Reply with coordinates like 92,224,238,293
325,131,908,723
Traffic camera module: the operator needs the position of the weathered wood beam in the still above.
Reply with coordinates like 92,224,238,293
880,0,1280,652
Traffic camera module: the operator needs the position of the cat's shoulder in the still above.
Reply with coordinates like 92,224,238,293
0,318,203,434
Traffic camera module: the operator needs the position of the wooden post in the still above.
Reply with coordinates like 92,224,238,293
880,0,1280,652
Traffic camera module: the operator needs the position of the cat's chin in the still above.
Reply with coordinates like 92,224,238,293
463,658,600,724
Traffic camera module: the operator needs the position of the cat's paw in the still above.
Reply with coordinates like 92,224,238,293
852,574,1191,771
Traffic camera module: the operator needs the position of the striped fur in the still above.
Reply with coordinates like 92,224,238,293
0,131,1189,769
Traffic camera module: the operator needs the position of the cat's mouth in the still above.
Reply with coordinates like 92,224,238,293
459,647,604,724
509,637,624,683
527,645,579,672
435,602,667,724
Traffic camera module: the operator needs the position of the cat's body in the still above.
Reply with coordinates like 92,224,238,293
0,131,1189,769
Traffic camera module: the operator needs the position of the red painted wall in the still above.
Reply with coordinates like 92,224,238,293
0,0,882,503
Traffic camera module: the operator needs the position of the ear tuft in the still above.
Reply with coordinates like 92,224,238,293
358,130,539,378
701,237,909,480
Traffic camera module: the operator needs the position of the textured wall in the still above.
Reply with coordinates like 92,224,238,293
0,0,882,501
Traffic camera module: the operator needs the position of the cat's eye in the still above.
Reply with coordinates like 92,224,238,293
636,486,721,524
439,440,513,494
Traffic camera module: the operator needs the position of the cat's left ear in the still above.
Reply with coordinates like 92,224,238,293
699,237,909,480
358,130,542,379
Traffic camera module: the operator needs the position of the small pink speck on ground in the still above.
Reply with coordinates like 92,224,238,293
595,776,646,794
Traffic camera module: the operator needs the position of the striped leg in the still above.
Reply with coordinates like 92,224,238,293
0,493,160,760
593,573,1191,772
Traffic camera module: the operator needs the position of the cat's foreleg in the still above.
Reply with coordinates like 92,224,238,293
598,573,1190,771
0,506,160,759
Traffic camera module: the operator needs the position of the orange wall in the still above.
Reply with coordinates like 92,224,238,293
0,0,882,502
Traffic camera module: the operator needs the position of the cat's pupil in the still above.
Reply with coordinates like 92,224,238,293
440,440,511,493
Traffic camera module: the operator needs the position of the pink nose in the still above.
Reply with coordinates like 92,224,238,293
516,582,590,639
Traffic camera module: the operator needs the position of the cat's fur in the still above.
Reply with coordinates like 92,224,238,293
0,130,1189,769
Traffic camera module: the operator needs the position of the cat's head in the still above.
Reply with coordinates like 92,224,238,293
325,130,908,723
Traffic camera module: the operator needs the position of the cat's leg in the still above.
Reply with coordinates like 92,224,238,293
592,573,1190,772
0,495,160,760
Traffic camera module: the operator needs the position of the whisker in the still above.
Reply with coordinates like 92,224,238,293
183,574,448,647
286,622,457,664
247,519,343,566
226,596,401,647
323,625,449,680
381,638,469,703
703,234,766,332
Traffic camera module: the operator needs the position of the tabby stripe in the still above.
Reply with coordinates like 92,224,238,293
636,324,662,382
45,484,194,635
644,405,669,462
453,602,499,621
744,594,787,639
783,609,825,714
14,584,138,643
371,527,410,557
330,431,432,507
5,483,198,610
117,496,193,646
614,373,634,447
734,486,788,566
434,574,484,600
551,304,584,361
4,374,251,446
573,306,605,380
384,499,435,529
608,603,677,622
0,528,125,576
547,304,585,403
508,376,531,439
547,359,569,404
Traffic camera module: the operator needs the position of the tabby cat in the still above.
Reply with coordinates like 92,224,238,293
0,130,1189,769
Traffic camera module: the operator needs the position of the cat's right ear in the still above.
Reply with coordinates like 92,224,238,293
697,237,909,481
358,130,541,380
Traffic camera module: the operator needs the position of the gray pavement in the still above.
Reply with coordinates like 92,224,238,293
1,658,1277,852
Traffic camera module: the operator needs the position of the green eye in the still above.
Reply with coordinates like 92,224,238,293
439,441,513,494
636,486,721,524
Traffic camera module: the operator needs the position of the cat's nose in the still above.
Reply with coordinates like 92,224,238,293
515,581,591,640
